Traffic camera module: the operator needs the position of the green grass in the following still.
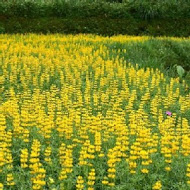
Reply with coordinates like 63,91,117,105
102,38,190,84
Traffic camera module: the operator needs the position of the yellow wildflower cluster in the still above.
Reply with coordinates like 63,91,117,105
29,139,46,189
87,168,95,190
0,183,3,190
20,148,29,168
76,176,84,190
0,34,189,189
152,180,162,190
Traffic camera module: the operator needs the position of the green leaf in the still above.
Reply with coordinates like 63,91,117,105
177,65,185,78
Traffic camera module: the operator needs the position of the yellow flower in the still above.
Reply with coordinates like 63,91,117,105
165,167,171,171
0,183,3,190
102,180,109,185
88,187,94,190
76,176,84,190
49,177,54,184
152,180,162,190
130,170,136,174
141,168,149,174
108,182,115,187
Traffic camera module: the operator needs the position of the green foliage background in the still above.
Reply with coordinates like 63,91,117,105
0,0,190,19
0,0,189,36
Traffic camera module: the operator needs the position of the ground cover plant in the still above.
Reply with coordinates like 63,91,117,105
0,34,189,190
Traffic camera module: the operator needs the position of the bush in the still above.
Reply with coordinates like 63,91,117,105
0,1,189,37
0,17,189,37
0,25,5,34
0,1,189,19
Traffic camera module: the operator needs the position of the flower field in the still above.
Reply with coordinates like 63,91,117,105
0,34,190,190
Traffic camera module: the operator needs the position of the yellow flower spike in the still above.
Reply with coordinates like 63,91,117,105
76,176,84,190
108,182,115,187
165,167,171,172
20,148,29,168
0,183,3,190
152,180,162,190
6,173,15,186
102,180,109,185
130,170,136,174
48,177,54,184
141,168,149,174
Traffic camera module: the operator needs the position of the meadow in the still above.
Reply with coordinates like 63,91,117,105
0,34,189,189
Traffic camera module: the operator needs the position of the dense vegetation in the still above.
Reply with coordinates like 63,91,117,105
1,0,190,19
0,1,189,189
0,34,189,190
0,0,189,36
104,38,190,81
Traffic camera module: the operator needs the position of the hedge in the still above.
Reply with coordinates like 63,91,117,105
0,17,190,37
0,1,189,36
0,1,190,20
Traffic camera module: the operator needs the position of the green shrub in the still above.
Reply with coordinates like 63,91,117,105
0,25,5,34
0,17,189,37
0,1,189,37
0,1,189,19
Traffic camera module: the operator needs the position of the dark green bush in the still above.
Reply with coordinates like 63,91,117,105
51,2,70,17
0,17,189,37
0,1,189,37
0,1,189,19
0,25,5,34
4,2,39,18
